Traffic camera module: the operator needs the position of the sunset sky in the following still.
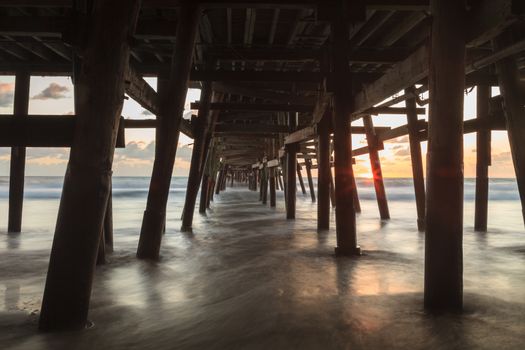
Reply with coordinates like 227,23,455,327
0,75,516,179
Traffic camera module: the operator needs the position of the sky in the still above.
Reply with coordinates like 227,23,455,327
0,75,516,179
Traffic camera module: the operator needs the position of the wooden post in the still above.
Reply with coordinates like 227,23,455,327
329,168,336,208
305,158,316,203
296,163,307,195
181,82,213,230
331,8,359,256
317,112,331,230
270,167,276,207
363,115,390,219
494,31,525,226
425,0,465,311
278,170,284,191
198,173,209,214
351,173,361,213
7,72,30,233
474,85,490,231
39,0,141,331
262,165,268,205
104,177,113,252
137,4,201,258
405,86,426,231
286,145,297,219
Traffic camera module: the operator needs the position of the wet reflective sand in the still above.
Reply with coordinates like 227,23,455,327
1,188,524,349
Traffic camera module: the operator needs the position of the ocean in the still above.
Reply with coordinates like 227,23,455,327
0,176,522,234
0,176,524,349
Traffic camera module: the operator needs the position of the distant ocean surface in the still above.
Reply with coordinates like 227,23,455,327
0,176,523,233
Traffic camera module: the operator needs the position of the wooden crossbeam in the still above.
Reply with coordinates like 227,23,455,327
191,101,313,112
352,0,523,118
0,115,125,147
214,123,290,134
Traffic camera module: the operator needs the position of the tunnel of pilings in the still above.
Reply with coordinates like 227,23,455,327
0,0,524,332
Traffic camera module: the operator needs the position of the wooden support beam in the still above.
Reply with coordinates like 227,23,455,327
192,102,313,113
297,162,307,195
0,115,125,147
285,144,297,219
39,0,141,331
494,31,525,226
424,0,465,311
305,158,316,203
190,70,323,83
474,85,491,231
317,112,331,229
214,123,290,134
405,86,425,231
331,6,359,256
352,0,523,118
7,71,30,233
137,4,201,259
270,167,276,207
363,115,389,219
181,82,213,231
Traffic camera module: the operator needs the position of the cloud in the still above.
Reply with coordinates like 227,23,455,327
32,83,70,100
0,83,14,107
394,147,410,157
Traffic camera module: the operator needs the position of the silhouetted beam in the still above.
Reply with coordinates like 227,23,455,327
0,115,125,147
0,0,430,10
126,65,193,137
191,102,313,112
352,0,523,117
190,70,323,82
215,124,290,134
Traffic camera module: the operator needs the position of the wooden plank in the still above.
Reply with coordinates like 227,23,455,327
0,115,125,147
215,123,290,134
192,101,313,112
284,126,316,144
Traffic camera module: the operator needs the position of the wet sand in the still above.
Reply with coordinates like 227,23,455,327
1,188,524,349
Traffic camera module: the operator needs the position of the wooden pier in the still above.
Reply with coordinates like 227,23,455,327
0,0,523,332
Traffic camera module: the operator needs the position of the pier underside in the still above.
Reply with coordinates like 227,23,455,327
1,189,524,349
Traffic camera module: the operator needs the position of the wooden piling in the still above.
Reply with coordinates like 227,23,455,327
494,31,525,226
317,112,331,230
7,72,30,233
305,158,316,203
270,168,276,207
39,0,141,331
103,178,113,252
474,85,490,231
329,168,336,208
405,86,426,231
331,9,359,256
285,145,297,219
199,174,210,214
181,82,213,230
137,4,201,258
424,0,465,311
262,165,268,205
296,163,307,195
351,173,361,213
363,115,390,219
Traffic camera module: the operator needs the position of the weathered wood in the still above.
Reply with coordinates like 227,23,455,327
424,0,465,311
39,0,141,331
199,174,210,213
331,7,359,256
317,112,331,229
215,123,290,134
296,163,307,195
285,145,297,219
364,115,389,219
351,171,361,213
262,165,268,205
270,167,276,207
494,31,525,226
474,85,491,231
305,158,316,203
7,71,29,233
405,86,425,231
181,81,213,230
0,115,126,147
104,181,114,252
137,4,201,259
192,102,313,112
